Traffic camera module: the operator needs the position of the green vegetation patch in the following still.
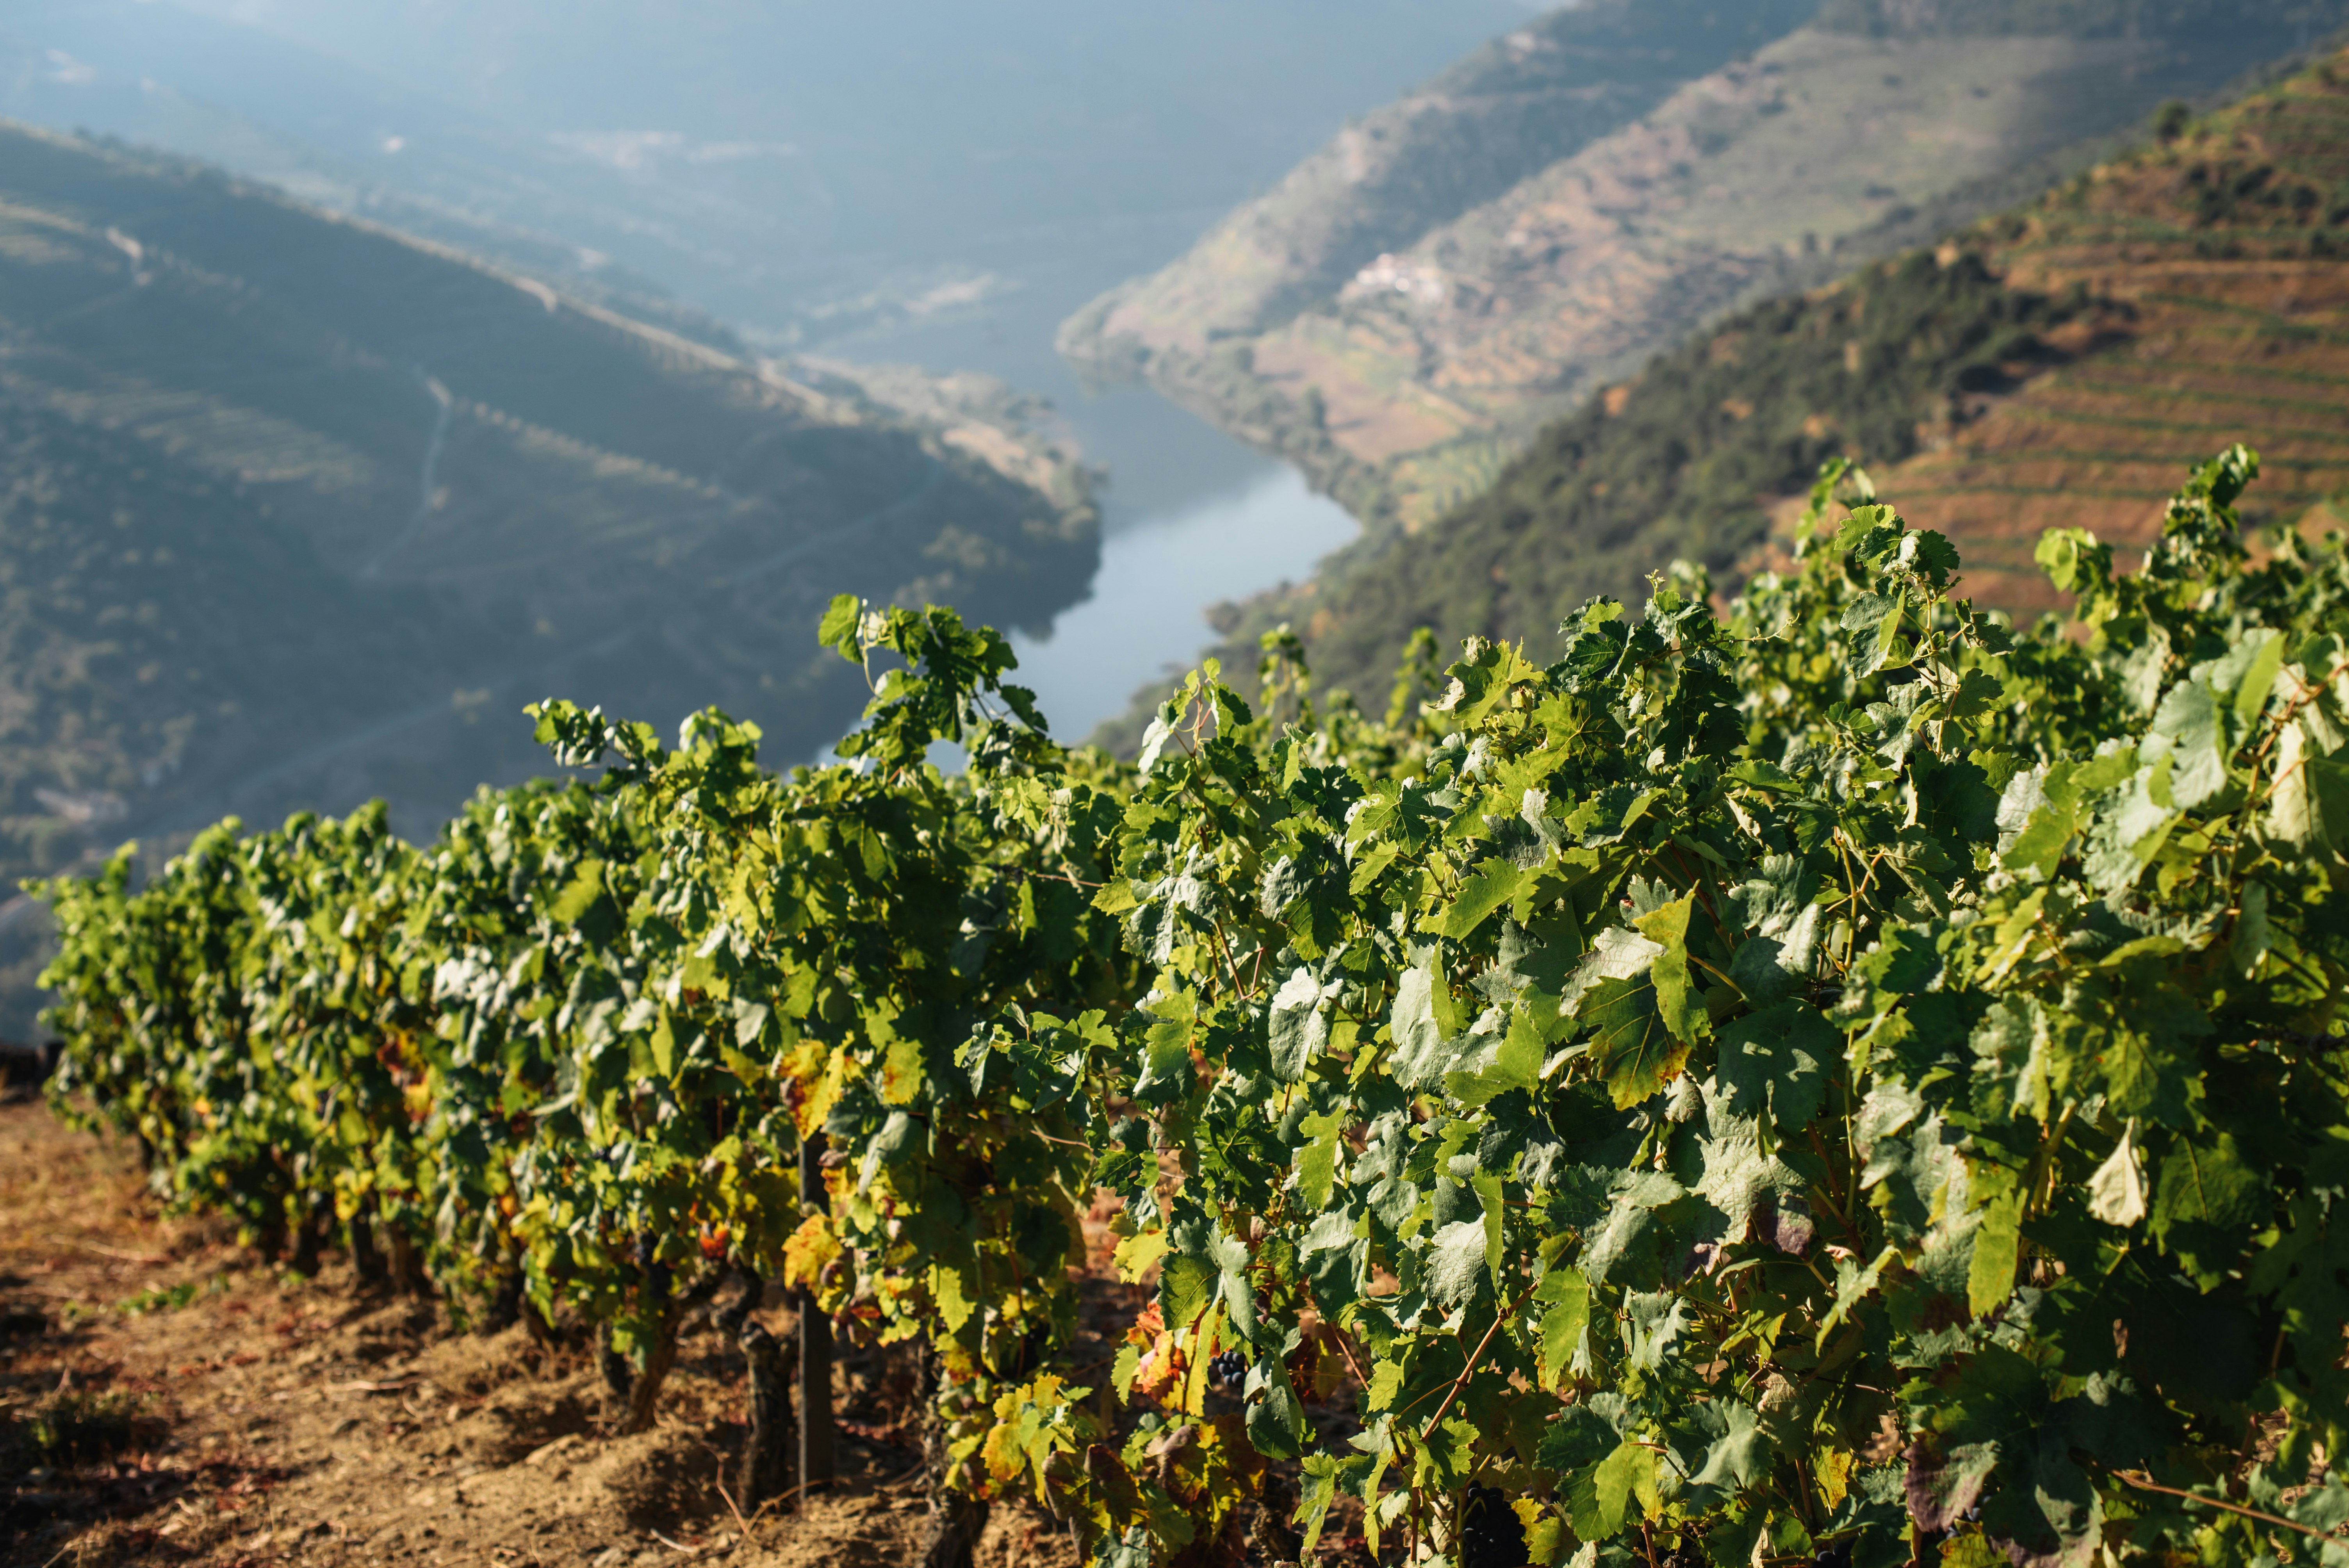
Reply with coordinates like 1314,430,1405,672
14,1391,154,1466
1247,248,2082,714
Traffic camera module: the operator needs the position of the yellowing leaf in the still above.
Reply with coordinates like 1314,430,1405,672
1178,1304,1222,1417
932,1263,976,1334
1966,1188,2022,1319
1585,972,1690,1109
1114,1229,1170,1284
880,1032,925,1106
779,1039,848,1137
1816,1446,1854,1509
1631,894,1709,1045
1537,1268,1590,1390
981,1410,1026,1482
1591,1440,1661,1533
781,1213,841,1294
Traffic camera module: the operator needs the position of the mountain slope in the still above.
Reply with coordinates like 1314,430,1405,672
0,120,1095,886
1146,41,2349,732
1062,0,2347,534
1060,0,1821,355
0,1,749,349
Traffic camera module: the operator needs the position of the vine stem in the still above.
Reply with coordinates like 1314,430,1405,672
1016,868,1105,891
1418,1279,1545,1443
2105,1469,2342,1545
2249,650,2349,772
1324,1323,1373,1393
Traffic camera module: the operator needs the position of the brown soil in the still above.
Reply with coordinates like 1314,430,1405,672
0,1095,1086,1568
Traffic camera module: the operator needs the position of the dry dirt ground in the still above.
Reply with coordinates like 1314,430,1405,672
0,1094,1089,1568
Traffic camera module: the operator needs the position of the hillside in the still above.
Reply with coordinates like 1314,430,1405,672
1136,40,2349,732
0,2,763,357
0,120,1096,893
1061,0,2347,535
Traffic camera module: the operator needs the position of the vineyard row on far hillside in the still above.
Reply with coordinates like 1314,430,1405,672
33,445,2349,1568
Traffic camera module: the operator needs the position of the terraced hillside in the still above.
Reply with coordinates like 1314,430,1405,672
0,121,1096,889
1137,43,2349,735
1062,0,2346,535
1878,82,2349,609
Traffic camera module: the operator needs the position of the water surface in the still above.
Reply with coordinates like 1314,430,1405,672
1008,461,1356,739
825,239,1361,743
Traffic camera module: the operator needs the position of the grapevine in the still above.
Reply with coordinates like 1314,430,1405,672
34,446,2349,1568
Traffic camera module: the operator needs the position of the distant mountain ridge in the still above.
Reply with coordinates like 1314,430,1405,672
1115,39,2349,749
0,119,1095,892
1059,0,1821,352
1062,0,2349,535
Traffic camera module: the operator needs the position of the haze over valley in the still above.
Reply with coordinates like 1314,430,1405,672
0,0,1529,754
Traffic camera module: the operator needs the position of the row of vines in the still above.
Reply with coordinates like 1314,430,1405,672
36,446,2349,1568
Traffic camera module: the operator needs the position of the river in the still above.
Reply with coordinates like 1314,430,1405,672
1007,457,1352,738
818,225,1358,743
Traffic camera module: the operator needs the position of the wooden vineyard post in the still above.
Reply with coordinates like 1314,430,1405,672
798,1133,836,1499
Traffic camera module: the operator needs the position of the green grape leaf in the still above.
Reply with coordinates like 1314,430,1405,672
1213,1226,1259,1345
1267,968,1333,1083
1695,1117,1810,1252
1843,591,1904,677
1714,1000,1834,1133
1293,1453,1362,1561
1246,1366,1306,1459
1967,1186,2024,1319
2151,1131,2262,1237
818,593,862,661
1690,1401,1768,1490
1295,1113,1344,1211
1584,973,1690,1109
1583,1440,1661,1537
1159,1247,1216,1333
1536,1267,1590,1390
2148,674,2226,809
1948,666,2006,720
1631,894,1709,1045
1427,1220,1490,1309
548,857,608,925
1431,857,1525,941
1134,997,1196,1106
1389,959,1467,1089
2225,630,2286,731
1624,1290,1688,1371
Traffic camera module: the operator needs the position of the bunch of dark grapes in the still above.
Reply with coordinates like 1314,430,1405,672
632,1235,672,1297
1207,1350,1248,1392
1813,1540,1853,1568
1460,1485,1527,1568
